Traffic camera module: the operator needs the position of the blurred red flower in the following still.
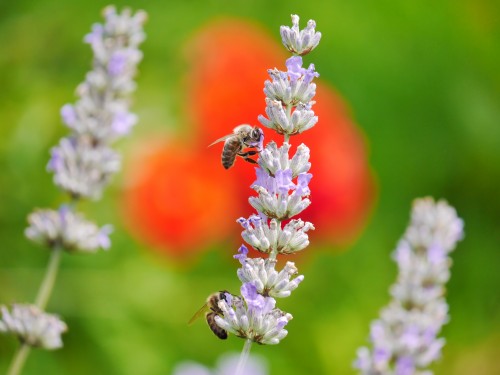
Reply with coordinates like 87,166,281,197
121,19,375,259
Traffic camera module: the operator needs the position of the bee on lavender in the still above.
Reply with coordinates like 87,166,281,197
188,291,232,339
209,124,263,169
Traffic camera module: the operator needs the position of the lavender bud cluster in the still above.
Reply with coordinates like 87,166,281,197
354,197,464,375
213,14,321,346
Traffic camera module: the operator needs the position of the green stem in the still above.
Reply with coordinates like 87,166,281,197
7,343,31,375
7,246,64,375
235,338,253,375
35,246,63,309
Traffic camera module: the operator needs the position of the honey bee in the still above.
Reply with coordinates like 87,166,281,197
209,124,263,169
188,291,231,340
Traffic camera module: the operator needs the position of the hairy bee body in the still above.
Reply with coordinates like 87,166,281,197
189,290,231,340
209,125,263,169
206,311,228,339
221,137,244,169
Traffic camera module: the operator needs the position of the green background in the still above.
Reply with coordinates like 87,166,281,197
1,0,499,374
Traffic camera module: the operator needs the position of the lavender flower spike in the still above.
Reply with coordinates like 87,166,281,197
280,14,321,56
215,283,293,345
354,197,464,375
207,15,320,371
0,304,67,350
51,6,146,200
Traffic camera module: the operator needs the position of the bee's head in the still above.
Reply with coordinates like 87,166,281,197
250,127,263,141
218,290,230,302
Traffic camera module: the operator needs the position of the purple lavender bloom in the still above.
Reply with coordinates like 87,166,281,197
47,145,64,172
60,104,77,127
286,56,306,82
111,110,138,135
303,63,320,84
274,169,294,194
234,244,249,265
295,172,312,196
395,356,415,375
83,23,103,48
241,283,274,314
252,167,275,193
108,50,128,76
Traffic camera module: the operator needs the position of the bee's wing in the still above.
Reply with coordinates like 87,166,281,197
188,303,209,325
208,134,232,147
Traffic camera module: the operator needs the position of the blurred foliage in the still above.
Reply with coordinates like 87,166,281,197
1,0,499,374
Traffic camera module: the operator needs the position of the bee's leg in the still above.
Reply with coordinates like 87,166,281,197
237,150,259,164
243,158,258,164
238,150,259,157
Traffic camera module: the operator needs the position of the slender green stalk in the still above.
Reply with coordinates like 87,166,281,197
235,338,253,375
35,246,63,309
7,343,31,375
6,246,64,375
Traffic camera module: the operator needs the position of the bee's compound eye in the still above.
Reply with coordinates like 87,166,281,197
252,129,260,139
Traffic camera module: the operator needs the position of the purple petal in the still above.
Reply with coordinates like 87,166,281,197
60,104,77,126
395,356,415,375
47,147,63,172
111,111,137,136
275,169,294,194
296,172,312,195
108,51,128,76
234,245,249,264
84,23,103,46
303,63,320,84
286,56,305,82
428,243,446,264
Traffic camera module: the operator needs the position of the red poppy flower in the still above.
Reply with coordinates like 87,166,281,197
121,18,375,259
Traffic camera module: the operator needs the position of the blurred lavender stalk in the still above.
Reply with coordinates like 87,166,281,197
0,7,146,375
354,197,464,375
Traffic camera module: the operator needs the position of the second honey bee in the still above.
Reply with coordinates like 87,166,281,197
188,291,231,340
209,124,263,169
